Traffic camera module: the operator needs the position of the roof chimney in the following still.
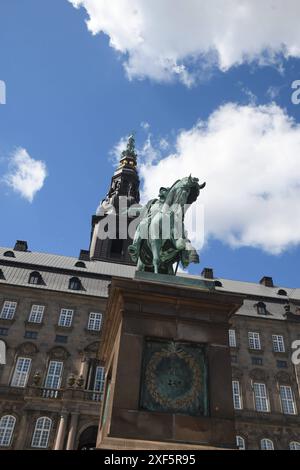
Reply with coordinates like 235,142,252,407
201,267,214,279
259,276,274,287
79,250,90,261
14,240,28,252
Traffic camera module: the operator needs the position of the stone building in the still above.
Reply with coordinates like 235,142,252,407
0,138,299,450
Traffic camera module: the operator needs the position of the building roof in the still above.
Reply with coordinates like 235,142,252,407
0,247,299,312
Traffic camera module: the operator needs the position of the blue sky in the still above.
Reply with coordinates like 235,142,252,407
1,0,300,287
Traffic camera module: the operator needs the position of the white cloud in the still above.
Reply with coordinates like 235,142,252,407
4,148,47,202
139,103,300,254
69,0,300,85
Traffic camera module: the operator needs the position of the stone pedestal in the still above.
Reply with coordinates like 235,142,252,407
97,272,244,450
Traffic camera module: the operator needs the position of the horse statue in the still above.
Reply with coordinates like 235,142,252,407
128,176,206,274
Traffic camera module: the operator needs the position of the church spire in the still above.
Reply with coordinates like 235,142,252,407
119,133,138,169
89,133,140,264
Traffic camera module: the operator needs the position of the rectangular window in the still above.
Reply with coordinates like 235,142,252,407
272,335,285,353
24,331,38,340
0,328,8,336
44,361,63,389
280,386,297,415
92,366,105,401
232,380,243,410
253,382,270,412
55,335,68,344
252,357,263,366
88,312,103,332
28,305,45,324
0,301,17,320
248,332,261,350
58,309,73,328
11,357,32,388
277,360,288,369
229,329,237,348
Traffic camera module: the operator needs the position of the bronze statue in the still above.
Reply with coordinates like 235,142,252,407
129,176,206,275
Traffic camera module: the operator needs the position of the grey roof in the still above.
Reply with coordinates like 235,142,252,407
0,246,299,307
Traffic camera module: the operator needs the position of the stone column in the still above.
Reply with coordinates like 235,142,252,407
14,412,28,449
54,412,68,450
66,412,79,450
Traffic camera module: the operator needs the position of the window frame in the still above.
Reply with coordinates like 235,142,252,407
28,305,45,324
88,312,103,332
228,329,237,348
44,360,63,390
232,380,243,410
290,441,300,450
279,385,297,415
253,382,270,413
248,332,261,350
0,301,17,320
260,438,274,450
31,417,52,449
11,357,32,388
0,415,16,447
236,435,246,450
58,308,74,328
272,335,285,353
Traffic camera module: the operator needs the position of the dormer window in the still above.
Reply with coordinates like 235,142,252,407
75,261,86,269
278,289,287,296
68,277,82,291
214,280,223,288
28,271,43,286
3,251,15,258
256,302,267,315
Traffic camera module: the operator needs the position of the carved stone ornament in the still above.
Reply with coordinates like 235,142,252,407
48,346,70,360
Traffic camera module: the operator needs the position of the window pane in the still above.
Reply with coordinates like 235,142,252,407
229,329,236,348
11,357,31,388
31,417,52,448
58,309,73,328
254,383,269,412
236,436,245,450
232,381,242,410
88,313,103,331
280,386,296,415
28,305,45,323
0,301,17,320
290,442,300,450
0,415,16,447
272,335,285,353
44,361,63,389
248,332,261,350
261,439,274,450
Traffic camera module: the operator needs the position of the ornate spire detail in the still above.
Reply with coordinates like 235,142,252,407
119,134,137,168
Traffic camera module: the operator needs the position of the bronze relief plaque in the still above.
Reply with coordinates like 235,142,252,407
140,339,208,417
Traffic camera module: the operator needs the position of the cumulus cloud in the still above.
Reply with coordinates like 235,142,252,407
69,0,300,85
4,148,47,202
139,103,300,254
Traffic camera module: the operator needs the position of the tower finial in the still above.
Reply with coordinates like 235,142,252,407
121,132,137,163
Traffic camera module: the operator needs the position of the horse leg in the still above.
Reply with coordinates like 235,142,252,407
151,240,161,274
137,258,145,272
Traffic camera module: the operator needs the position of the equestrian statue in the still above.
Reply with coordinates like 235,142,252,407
128,176,206,275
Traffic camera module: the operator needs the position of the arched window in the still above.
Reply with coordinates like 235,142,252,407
31,417,52,448
256,302,267,315
68,277,82,291
28,271,43,286
260,438,274,450
278,289,287,296
236,435,246,450
0,415,16,447
290,441,300,450
75,261,86,268
3,251,15,258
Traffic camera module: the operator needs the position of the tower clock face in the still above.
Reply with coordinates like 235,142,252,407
140,340,208,417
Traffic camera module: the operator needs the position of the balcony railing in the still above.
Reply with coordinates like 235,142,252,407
0,384,102,402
